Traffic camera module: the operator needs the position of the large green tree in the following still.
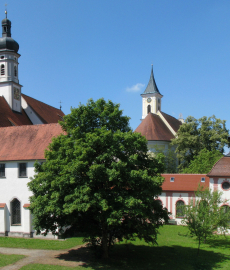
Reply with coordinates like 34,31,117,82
28,99,168,258
182,148,223,174
171,115,229,171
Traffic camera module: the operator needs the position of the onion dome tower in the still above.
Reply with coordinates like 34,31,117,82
0,10,22,113
141,66,163,119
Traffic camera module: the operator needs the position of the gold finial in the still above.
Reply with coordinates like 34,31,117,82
5,3,7,18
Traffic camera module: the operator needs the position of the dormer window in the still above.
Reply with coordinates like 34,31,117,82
170,177,175,182
1,64,5,75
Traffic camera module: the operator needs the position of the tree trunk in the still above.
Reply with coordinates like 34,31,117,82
102,227,108,258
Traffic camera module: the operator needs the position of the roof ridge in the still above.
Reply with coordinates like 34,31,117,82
0,123,60,130
160,111,181,122
22,94,62,111
162,174,207,175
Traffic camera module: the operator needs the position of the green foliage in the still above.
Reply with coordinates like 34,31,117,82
182,187,230,254
150,145,178,173
182,148,223,174
171,115,229,170
28,98,168,258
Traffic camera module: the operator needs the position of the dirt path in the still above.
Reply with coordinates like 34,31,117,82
0,245,88,269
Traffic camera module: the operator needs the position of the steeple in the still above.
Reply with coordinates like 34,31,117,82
141,66,163,118
0,12,21,113
142,65,162,95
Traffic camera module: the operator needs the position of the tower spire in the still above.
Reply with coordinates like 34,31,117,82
141,65,163,118
142,65,161,95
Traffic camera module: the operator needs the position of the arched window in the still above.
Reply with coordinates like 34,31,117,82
147,105,151,114
11,198,21,225
14,66,17,77
1,64,5,76
176,200,185,218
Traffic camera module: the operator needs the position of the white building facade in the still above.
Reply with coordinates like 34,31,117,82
0,124,63,238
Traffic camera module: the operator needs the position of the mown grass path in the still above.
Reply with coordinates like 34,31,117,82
0,245,86,269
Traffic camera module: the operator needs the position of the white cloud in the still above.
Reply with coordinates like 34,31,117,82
126,83,145,92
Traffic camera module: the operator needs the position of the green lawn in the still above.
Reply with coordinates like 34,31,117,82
0,254,25,267
2,225,230,270
0,236,84,250
18,225,230,270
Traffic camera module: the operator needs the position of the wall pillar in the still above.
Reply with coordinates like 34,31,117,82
0,203,7,236
23,204,32,238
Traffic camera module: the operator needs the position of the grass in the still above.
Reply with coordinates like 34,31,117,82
0,236,84,250
0,254,25,267
4,225,230,269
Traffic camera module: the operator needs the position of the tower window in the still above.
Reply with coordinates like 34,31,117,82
158,98,161,110
1,56,4,59
14,66,17,77
147,105,151,114
1,64,5,75
11,198,21,225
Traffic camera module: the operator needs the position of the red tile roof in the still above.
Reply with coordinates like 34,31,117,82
0,203,6,208
22,94,65,124
0,123,63,161
207,156,230,177
135,113,175,141
160,112,182,133
0,97,32,127
161,174,209,191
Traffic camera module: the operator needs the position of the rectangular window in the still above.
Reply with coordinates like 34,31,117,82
201,177,205,182
0,164,5,177
170,177,175,182
19,163,27,177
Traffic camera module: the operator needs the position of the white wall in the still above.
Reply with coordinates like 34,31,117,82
0,160,43,236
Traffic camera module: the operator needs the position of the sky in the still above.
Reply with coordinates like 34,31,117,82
3,0,230,132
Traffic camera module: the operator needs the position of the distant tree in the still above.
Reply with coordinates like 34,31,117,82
182,149,223,174
28,98,169,258
150,145,178,173
171,115,229,171
182,187,230,255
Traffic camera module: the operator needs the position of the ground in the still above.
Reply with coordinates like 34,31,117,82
1,226,230,269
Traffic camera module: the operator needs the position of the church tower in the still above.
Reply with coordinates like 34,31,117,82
141,66,163,119
0,11,21,113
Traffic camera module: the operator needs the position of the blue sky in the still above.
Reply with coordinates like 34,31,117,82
4,1,230,132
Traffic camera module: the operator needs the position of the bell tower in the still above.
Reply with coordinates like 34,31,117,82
141,66,163,119
0,11,21,113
